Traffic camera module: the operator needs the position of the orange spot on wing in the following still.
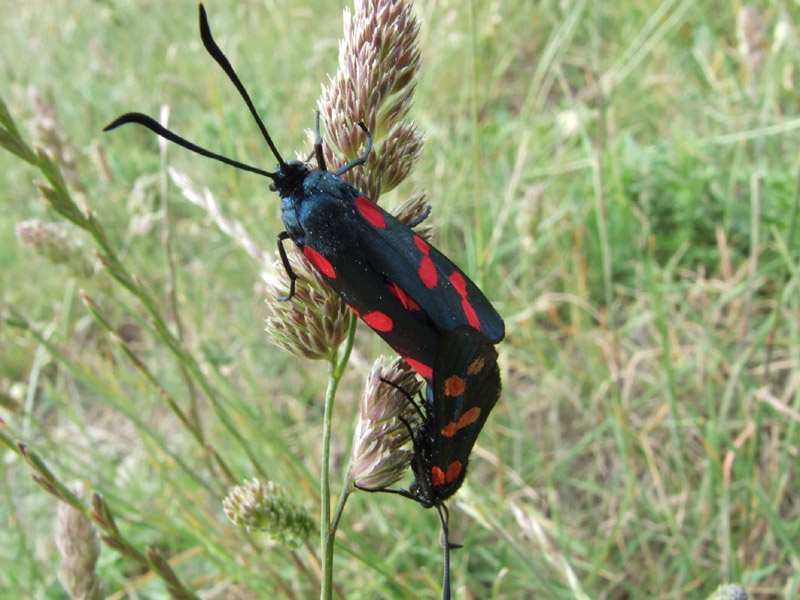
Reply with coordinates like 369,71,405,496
445,461,462,483
431,466,445,485
443,375,466,397
466,356,486,375
441,422,458,437
456,407,480,429
440,407,481,437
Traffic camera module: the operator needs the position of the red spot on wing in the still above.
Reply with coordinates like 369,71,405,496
413,236,438,288
414,235,430,255
449,271,467,295
303,246,336,278
418,256,438,289
362,311,393,332
387,282,421,312
461,299,481,329
355,195,386,228
449,271,481,329
431,466,445,486
404,357,433,380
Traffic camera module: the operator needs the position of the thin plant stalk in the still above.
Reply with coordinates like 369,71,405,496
320,314,357,600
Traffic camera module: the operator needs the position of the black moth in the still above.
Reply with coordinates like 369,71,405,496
104,3,504,382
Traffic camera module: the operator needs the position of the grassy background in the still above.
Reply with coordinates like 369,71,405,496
2,0,799,598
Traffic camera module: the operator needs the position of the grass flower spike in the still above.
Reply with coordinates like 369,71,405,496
16,219,94,277
55,491,102,600
706,584,748,600
350,357,422,490
318,0,423,202
264,248,351,360
223,479,314,549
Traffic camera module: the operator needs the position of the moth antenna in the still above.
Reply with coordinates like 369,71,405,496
198,3,286,167
103,112,276,179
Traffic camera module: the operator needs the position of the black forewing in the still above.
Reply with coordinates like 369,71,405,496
295,176,504,345
287,177,442,377
355,202,505,343
323,252,442,378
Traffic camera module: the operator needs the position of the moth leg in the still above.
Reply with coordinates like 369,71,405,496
276,231,298,302
353,481,416,500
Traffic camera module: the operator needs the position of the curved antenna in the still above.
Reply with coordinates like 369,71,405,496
104,113,275,179
198,3,286,167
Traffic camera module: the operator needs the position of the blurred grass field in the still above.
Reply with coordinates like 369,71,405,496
1,0,799,598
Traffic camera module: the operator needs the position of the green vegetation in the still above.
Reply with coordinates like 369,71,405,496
1,0,798,598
